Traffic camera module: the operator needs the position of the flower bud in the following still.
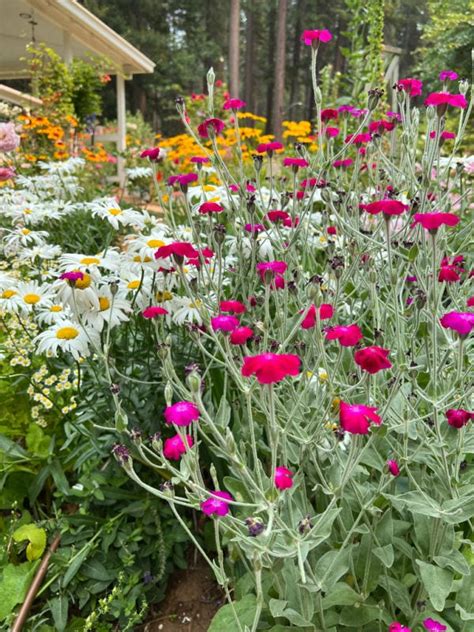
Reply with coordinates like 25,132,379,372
150,432,162,451
253,155,263,172
164,382,173,406
207,67,215,89
314,86,322,105
245,517,265,537
368,88,384,111
186,370,201,394
225,429,237,455
130,427,142,444
459,79,469,95
213,223,227,245
112,444,132,470
115,409,128,431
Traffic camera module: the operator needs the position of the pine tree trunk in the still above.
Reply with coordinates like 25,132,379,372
289,0,304,120
271,0,287,139
244,3,255,114
229,0,241,96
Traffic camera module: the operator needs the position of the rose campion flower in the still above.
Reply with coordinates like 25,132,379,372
190,155,210,165
164,401,200,426
220,300,246,314
440,311,474,337
283,157,309,169
201,491,233,517
142,306,168,318
0,122,21,152
140,147,161,161
256,141,284,155
333,158,353,168
300,304,334,329
389,623,411,632
445,408,473,429
467,296,474,307
241,353,301,384
325,126,340,138
397,78,423,97
0,166,15,181
230,326,254,345
360,200,408,216
199,202,224,214
354,346,392,374
300,29,333,46
256,261,288,282
155,241,199,260
325,324,363,347
439,70,458,81
223,98,246,110
387,460,400,476
168,173,198,187
423,619,447,632
244,223,265,234
197,117,225,138
413,212,460,232
425,92,467,110
275,466,294,490
339,401,382,434
163,434,194,460
320,108,338,122
211,315,240,333
60,271,84,283
345,132,372,146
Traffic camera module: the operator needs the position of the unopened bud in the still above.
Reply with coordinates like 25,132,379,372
314,86,322,105
164,382,173,406
186,371,201,394
459,79,469,95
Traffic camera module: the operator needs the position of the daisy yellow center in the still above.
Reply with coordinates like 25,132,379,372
21,228,31,235
133,255,152,263
156,290,173,302
189,300,202,309
2,289,17,299
127,280,140,289
23,208,33,215
99,296,110,311
79,257,101,265
50,305,63,312
56,326,79,340
108,208,122,216
147,239,165,248
74,271,91,289
23,293,41,304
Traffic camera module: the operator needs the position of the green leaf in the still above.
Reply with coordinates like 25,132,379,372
416,561,453,611
338,604,381,626
373,544,394,568
215,396,231,428
269,598,287,618
208,594,257,632
434,551,470,576
0,561,38,620
63,544,93,588
49,595,68,632
12,524,47,561
314,548,351,591
322,583,362,609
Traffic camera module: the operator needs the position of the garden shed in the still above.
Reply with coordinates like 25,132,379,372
0,0,155,185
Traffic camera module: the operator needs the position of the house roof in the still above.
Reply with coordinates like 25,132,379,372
0,0,155,80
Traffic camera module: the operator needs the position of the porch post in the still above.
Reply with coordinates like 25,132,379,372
116,73,126,188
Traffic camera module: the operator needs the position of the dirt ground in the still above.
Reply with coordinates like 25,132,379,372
139,560,223,632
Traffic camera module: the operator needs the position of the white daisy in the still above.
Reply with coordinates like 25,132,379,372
58,250,121,273
36,302,73,326
3,227,49,255
34,320,99,360
13,281,54,315
82,285,131,331
89,199,146,230
169,296,204,326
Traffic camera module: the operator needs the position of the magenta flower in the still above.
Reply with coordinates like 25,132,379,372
389,623,411,632
256,261,288,282
164,401,200,426
440,311,474,337
360,200,408,216
230,326,254,345
241,353,301,384
140,146,161,161
142,306,168,318
168,173,198,188
275,466,294,490
446,408,473,429
425,92,467,110
60,271,84,283
354,346,392,374
211,315,240,333
190,155,210,165
387,460,400,477
256,141,284,155
0,166,15,181
201,491,233,517
223,98,246,110
199,201,224,214
325,126,340,138
325,324,363,347
467,296,474,307
333,158,353,168
163,434,194,460
413,212,460,232
320,108,339,122
155,241,199,260
197,117,225,138
369,119,395,134
220,300,246,314
397,78,423,98
245,223,265,234
0,122,20,152
345,132,372,145
423,619,447,632
439,70,458,81
301,29,333,46
339,401,382,434
283,157,309,169
300,304,334,329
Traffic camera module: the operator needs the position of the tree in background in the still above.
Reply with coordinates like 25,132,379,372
271,0,288,138
229,0,241,96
